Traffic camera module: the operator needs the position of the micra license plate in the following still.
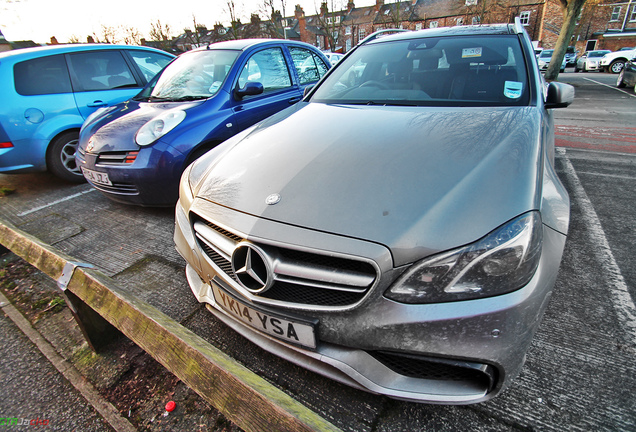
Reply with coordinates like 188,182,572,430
211,284,316,349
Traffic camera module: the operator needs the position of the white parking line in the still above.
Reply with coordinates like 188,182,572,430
582,76,636,98
17,188,96,217
576,171,636,180
560,150,636,345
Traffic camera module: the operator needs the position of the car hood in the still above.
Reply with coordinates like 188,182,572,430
79,100,202,153
195,102,543,266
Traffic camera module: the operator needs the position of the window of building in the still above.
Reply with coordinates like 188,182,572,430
415,23,422,31
472,16,481,25
346,38,352,51
429,21,439,28
610,6,621,21
630,5,636,21
359,29,366,40
456,17,464,26
520,11,531,25
465,0,477,6
316,35,322,49
345,26,352,35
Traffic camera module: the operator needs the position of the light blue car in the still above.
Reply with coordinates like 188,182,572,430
0,44,174,181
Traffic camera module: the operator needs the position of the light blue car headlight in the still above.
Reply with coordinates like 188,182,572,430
135,109,186,146
386,212,543,304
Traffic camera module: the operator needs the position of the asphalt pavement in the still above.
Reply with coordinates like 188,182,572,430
1,70,635,431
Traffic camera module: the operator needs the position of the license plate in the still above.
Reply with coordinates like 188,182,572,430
211,283,316,349
81,167,112,186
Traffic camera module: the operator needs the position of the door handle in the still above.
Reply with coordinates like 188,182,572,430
288,97,301,104
87,101,108,107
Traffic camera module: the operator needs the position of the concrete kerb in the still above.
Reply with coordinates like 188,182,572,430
0,216,342,432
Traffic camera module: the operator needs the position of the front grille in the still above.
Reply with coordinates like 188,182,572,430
192,214,378,308
97,151,138,165
89,181,138,195
370,351,497,391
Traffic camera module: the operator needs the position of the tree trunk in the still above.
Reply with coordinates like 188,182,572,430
544,0,587,81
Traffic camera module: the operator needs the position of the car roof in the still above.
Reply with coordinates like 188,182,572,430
192,38,321,53
366,24,515,45
0,43,173,62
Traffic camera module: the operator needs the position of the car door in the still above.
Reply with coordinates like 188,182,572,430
66,50,144,119
288,46,330,87
231,46,301,131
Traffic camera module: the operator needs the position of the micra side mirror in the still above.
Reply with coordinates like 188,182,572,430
235,82,264,99
545,82,575,109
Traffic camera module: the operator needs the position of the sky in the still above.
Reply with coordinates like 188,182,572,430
1,0,376,45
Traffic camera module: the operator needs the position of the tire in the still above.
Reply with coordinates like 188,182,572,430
616,70,626,88
574,66,579,72
609,59,625,74
46,131,85,183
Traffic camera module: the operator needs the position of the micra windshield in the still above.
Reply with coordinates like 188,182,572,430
135,50,240,102
310,35,530,107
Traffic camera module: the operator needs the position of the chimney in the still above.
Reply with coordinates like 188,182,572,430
375,0,384,12
321,2,328,17
295,5,308,44
347,1,355,11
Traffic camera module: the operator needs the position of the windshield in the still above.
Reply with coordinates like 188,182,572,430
311,35,530,107
540,50,553,59
137,50,239,102
588,51,610,58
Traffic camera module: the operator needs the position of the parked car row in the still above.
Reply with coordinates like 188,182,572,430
2,22,575,405
0,44,175,181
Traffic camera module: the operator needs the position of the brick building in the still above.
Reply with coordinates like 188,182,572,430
287,0,636,54
164,0,636,55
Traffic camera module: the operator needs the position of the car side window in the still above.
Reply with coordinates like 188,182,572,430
289,47,329,85
238,47,291,95
14,54,73,96
127,50,173,82
67,51,137,91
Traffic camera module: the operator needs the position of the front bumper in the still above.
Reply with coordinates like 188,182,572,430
75,142,185,206
174,198,567,404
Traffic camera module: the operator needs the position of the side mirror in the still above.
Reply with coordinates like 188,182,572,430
545,82,574,109
234,82,264,99
303,85,315,98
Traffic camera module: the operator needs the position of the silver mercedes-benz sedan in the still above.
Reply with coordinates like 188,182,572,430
174,21,574,404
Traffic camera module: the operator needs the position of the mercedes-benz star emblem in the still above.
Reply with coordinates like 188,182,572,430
265,193,281,205
231,242,273,293
86,137,95,152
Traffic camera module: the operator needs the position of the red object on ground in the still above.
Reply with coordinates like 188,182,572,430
165,401,176,412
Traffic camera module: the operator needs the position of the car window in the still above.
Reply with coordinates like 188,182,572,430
14,54,73,95
288,47,329,85
67,50,137,91
143,49,239,101
127,50,173,82
311,35,529,107
238,47,292,94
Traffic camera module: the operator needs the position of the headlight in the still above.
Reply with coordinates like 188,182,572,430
135,110,186,146
385,212,543,304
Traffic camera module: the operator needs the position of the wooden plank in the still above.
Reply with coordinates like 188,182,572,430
0,218,342,432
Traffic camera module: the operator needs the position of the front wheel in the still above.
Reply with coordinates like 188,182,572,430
617,70,626,88
46,131,85,183
609,60,625,74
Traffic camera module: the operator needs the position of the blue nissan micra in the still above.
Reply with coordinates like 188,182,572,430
0,44,174,181
75,39,330,206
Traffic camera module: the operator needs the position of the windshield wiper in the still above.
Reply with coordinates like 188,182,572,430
172,95,209,102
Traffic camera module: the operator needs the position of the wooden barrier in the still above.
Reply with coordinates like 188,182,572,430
0,218,341,432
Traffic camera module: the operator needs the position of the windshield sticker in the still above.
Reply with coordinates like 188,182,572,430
209,81,222,94
504,81,523,99
462,47,482,58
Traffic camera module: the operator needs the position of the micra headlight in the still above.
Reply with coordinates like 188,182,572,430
135,109,186,146
386,212,543,304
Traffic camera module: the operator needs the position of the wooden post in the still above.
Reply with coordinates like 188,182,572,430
0,217,342,432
